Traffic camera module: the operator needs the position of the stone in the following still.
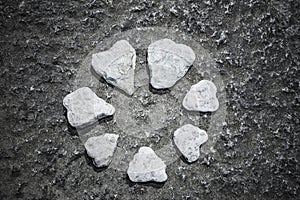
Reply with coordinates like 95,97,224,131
183,80,219,112
63,87,115,128
127,147,168,182
147,38,195,89
92,40,136,95
84,134,119,168
173,124,208,163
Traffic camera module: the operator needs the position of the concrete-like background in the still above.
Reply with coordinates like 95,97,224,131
0,0,299,199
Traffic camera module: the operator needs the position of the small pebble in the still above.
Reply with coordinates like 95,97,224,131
148,39,195,89
174,124,208,163
84,134,119,168
127,147,168,182
92,40,136,95
183,80,219,112
63,87,115,128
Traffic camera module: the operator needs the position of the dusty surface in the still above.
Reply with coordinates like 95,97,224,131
0,0,299,199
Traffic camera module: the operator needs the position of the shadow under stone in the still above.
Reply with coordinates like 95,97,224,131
126,175,166,189
84,150,109,172
149,84,170,95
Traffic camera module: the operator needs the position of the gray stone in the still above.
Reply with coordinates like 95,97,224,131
92,40,136,95
63,87,115,128
173,124,208,163
127,147,168,182
147,38,195,89
84,134,119,168
183,80,219,112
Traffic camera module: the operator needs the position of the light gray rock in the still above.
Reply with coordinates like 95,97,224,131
147,38,195,89
127,147,168,182
84,134,119,168
63,87,115,128
173,124,208,163
92,40,136,95
183,80,219,112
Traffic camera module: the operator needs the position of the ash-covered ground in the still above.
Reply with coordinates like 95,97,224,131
0,0,299,199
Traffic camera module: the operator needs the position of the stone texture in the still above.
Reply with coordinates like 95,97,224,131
84,134,119,168
63,87,115,128
147,38,195,89
183,80,219,112
173,124,208,163
92,40,136,95
127,147,168,182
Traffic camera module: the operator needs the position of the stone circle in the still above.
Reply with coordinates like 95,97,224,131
66,27,227,182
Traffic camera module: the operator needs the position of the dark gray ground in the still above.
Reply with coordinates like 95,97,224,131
0,0,299,199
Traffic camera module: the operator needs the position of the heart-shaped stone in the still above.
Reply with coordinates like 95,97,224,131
63,87,115,128
173,124,208,163
183,80,219,112
84,134,119,168
147,39,195,89
127,147,167,182
92,40,136,95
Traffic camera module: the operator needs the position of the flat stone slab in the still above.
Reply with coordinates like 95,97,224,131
174,124,208,163
92,40,136,95
127,147,167,182
147,38,195,89
84,134,119,168
63,87,115,128
183,80,219,112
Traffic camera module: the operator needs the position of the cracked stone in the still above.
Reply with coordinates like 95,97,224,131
174,124,208,163
84,134,119,168
147,38,195,89
127,147,167,182
183,80,219,112
63,87,115,128
92,40,136,95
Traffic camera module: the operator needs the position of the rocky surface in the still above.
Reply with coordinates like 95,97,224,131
84,134,119,168
183,80,219,112
1,0,299,199
148,38,195,89
174,124,208,163
63,87,115,128
92,40,136,95
127,147,167,182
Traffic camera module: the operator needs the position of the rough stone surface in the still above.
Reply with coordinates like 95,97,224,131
174,124,208,163
147,38,195,89
127,147,167,182
63,87,115,128
2,1,299,199
92,40,136,95
84,134,119,168
183,80,219,112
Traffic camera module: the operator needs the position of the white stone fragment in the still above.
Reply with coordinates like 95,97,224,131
183,80,219,112
147,38,195,89
173,124,208,163
84,134,119,168
127,147,168,182
92,40,136,95
63,87,115,128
